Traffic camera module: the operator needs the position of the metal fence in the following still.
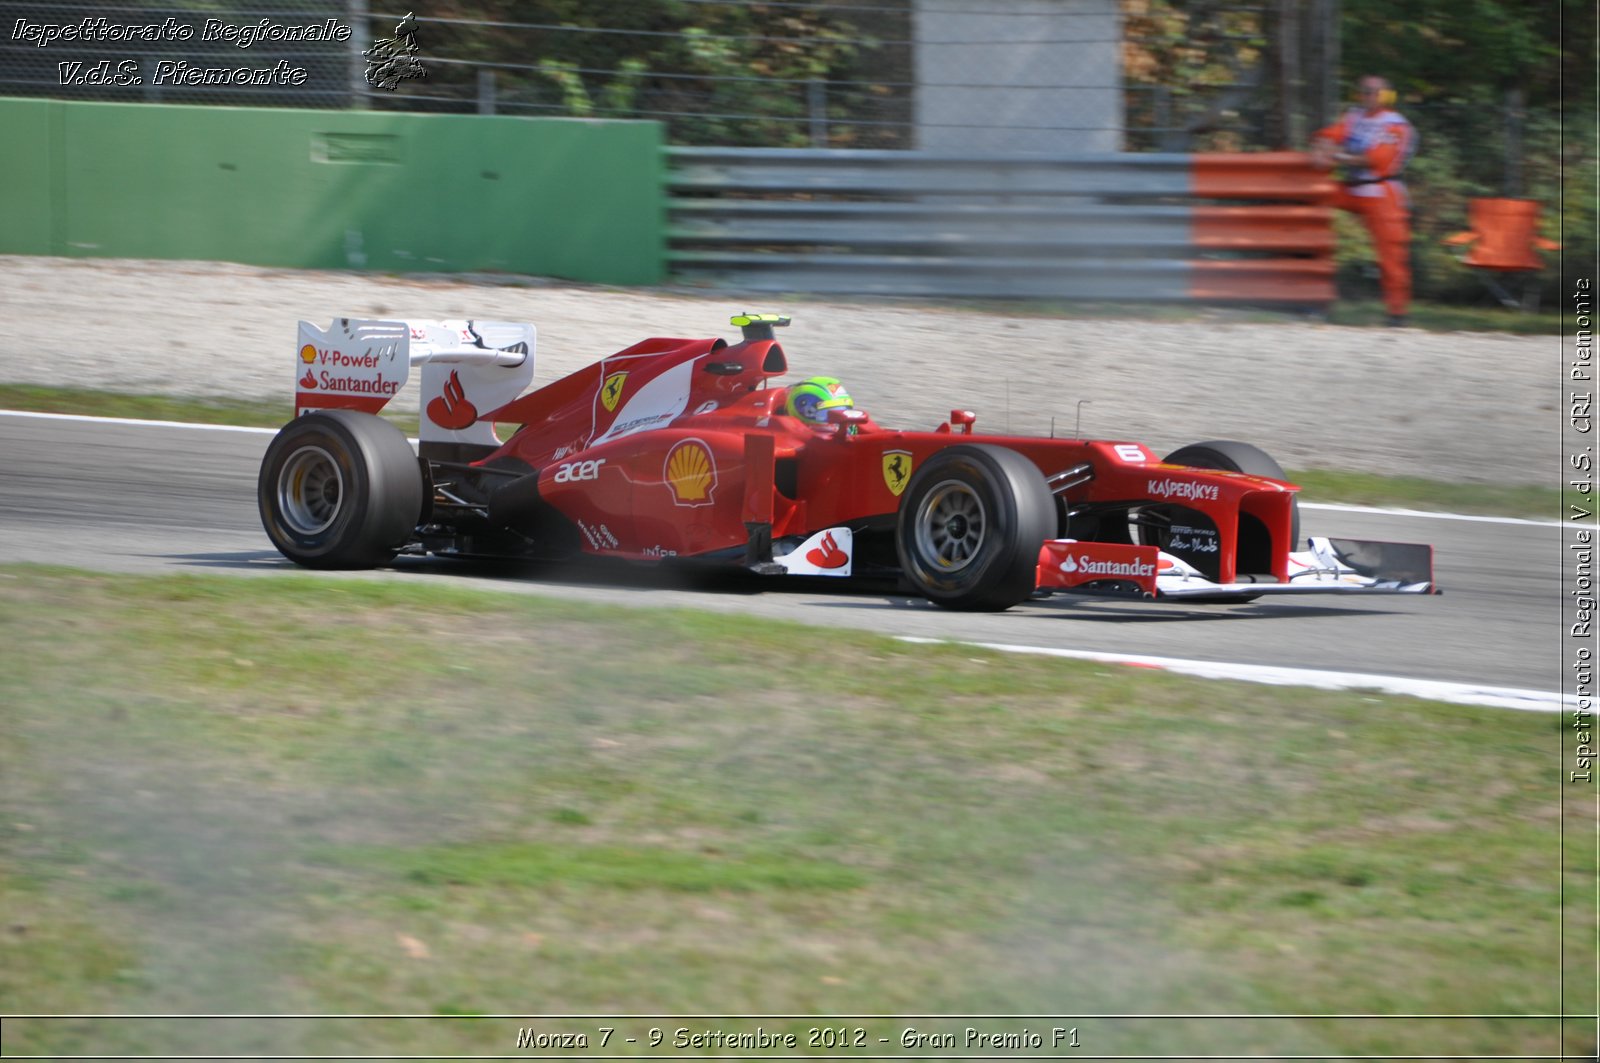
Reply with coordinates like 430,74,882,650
1,0,1317,152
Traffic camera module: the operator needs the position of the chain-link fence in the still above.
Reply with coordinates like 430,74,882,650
355,4,916,149
0,0,1348,149
0,0,1338,151
2,0,1148,150
0,0,922,142
3,0,1577,158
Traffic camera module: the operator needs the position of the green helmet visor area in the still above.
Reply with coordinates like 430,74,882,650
785,377,853,423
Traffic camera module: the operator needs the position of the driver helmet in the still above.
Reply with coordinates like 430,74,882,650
785,377,853,424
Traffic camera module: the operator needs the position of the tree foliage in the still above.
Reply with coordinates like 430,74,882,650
1340,0,1589,108
1333,0,1593,304
381,0,912,147
1121,0,1269,150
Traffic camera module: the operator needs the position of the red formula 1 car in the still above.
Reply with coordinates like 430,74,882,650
259,314,1436,610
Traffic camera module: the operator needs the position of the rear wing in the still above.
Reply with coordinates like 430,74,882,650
295,318,536,447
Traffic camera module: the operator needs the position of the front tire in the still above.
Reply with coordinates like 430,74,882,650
1150,439,1300,603
1162,439,1300,545
895,444,1055,611
258,410,424,569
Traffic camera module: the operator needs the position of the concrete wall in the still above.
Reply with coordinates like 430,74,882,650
0,98,665,285
913,0,1123,154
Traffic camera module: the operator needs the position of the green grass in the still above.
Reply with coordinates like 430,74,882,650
331,840,867,892
0,383,1557,518
0,384,429,439
1287,466,1558,518
1325,298,1567,335
0,566,1590,1059
0,383,298,428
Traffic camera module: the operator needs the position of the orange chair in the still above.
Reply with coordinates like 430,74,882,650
1443,198,1560,270
1442,198,1560,309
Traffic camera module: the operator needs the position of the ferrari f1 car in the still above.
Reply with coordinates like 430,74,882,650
259,314,1437,611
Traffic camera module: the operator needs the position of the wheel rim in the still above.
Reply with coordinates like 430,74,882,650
278,445,343,535
914,479,987,571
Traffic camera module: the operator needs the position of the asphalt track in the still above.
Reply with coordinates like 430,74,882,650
0,411,1566,705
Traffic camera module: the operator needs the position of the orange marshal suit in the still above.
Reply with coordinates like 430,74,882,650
1314,105,1418,316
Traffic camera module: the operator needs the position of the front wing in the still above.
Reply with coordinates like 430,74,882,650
1036,537,1437,599
762,530,1435,601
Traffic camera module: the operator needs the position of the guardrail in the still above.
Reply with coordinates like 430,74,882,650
667,148,1336,304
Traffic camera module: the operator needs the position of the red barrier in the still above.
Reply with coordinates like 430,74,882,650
1191,259,1338,303
1188,154,1336,304
1192,206,1336,253
1192,152,1338,202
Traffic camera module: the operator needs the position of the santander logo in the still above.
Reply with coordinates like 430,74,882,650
426,370,478,430
1060,554,1156,578
805,530,849,569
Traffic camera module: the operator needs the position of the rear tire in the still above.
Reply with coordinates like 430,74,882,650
895,444,1055,611
258,410,424,569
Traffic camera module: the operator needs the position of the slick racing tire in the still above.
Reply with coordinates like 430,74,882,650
1151,440,1301,604
258,410,424,569
895,444,1055,612
1162,440,1301,546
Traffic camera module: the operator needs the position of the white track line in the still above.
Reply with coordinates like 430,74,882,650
0,410,1571,530
1302,500,1579,529
897,637,1562,712
0,409,278,434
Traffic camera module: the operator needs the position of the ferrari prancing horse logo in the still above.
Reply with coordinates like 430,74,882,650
882,450,913,496
601,371,628,413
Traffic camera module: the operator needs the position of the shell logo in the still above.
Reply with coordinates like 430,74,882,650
663,438,716,507
299,344,318,364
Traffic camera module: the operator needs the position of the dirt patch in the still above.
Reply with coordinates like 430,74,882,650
0,255,1551,484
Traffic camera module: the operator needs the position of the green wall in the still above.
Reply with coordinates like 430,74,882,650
0,98,664,285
